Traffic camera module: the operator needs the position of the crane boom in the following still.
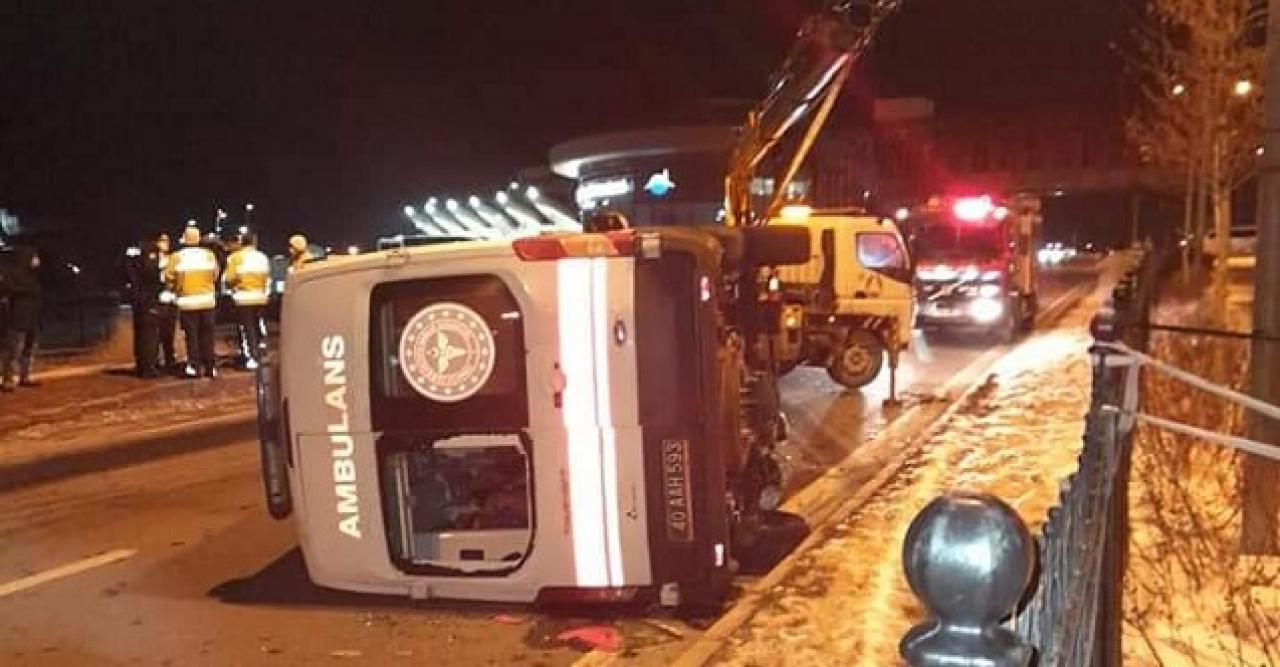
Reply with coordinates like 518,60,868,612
723,0,899,227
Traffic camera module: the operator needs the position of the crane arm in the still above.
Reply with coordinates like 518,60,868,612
723,0,900,227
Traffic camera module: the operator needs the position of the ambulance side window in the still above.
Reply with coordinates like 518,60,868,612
856,232,910,283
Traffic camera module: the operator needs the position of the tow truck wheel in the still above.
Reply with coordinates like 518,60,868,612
827,330,884,389
1019,296,1038,333
992,313,1019,345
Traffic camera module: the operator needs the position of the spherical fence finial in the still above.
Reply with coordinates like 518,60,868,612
1090,299,1119,342
900,492,1036,667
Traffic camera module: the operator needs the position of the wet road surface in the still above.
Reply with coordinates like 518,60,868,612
0,263,1099,665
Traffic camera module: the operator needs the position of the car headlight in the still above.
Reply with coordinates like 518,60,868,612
969,297,1005,323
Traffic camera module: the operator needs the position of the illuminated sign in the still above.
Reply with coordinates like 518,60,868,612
644,169,676,197
576,176,633,209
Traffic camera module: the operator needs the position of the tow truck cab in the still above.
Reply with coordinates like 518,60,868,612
770,207,915,389
910,194,1041,340
255,226,808,609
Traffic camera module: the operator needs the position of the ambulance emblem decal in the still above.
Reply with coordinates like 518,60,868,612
399,302,496,403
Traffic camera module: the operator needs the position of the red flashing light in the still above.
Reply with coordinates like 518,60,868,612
952,196,995,222
513,231,635,261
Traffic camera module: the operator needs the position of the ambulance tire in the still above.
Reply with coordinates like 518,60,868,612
827,331,884,389
678,573,734,615
734,511,810,575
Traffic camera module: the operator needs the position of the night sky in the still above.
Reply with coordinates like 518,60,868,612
1,0,1122,252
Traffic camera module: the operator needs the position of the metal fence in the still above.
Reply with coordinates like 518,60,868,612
900,250,1171,667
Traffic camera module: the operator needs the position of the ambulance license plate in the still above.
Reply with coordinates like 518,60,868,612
662,438,694,541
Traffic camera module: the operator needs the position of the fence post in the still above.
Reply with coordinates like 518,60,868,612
900,493,1036,667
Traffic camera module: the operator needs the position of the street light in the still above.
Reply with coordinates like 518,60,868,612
1172,83,1187,96
403,205,416,217
1235,79,1255,96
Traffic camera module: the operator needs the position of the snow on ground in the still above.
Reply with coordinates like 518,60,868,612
1122,276,1280,666
0,374,254,469
713,285,1109,666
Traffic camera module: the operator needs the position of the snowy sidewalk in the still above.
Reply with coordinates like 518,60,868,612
702,277,1111,666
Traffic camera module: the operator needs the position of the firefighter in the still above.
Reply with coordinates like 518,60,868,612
166,226,220,379
154,233,179,374
287,234,309,272
223,233,271,370
1,246,42,391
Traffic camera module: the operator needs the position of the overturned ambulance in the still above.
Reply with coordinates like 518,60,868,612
257,227,806,607
254,0,901,608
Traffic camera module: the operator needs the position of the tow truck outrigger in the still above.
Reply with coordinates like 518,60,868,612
254,0,900,610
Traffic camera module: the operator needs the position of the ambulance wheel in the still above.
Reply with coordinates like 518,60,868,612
827,331,883,389
678,575,734,615
734,511,810,575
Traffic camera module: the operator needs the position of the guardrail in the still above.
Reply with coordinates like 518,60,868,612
899,249,1171,667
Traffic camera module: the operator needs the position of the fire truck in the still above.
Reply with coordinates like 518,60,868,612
910,194,1042,341
254,0,900,610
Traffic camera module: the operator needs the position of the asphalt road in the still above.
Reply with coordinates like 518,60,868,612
0,263,1099,666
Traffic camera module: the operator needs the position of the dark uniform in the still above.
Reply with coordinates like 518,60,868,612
1,247,42,390
123,245,166,377
155,241,179,372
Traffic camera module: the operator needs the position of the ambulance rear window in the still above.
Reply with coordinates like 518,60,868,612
369,274,528,432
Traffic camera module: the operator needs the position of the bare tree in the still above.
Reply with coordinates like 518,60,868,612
1129,0,1280,554
1126,0,1265,276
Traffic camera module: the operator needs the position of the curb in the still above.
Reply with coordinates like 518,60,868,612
0,409,257,493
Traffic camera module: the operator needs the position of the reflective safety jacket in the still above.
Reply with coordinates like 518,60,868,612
223,247,272,306
165,246,219,311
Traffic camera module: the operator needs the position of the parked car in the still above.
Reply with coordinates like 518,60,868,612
1203,226,1257,257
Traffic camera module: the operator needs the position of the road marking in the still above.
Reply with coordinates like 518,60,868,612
0,548,137,599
